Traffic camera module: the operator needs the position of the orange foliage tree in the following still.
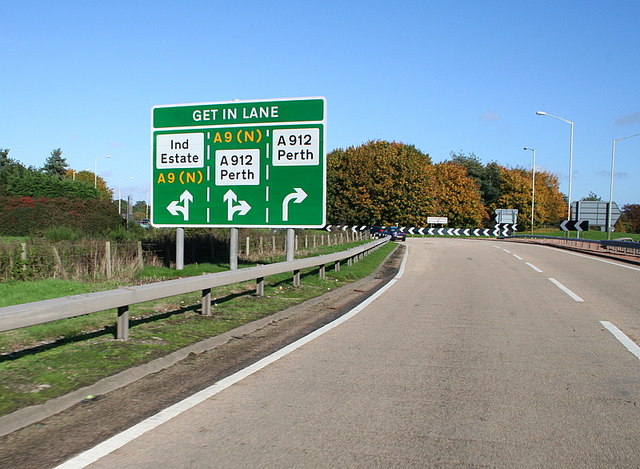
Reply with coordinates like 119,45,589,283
495,166,566,229
430,163,488,227
327,140,434,226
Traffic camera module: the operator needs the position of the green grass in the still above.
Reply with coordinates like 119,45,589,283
526,228,640,241
0,241,396,416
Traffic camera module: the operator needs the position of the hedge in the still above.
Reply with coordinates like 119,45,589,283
0,196,121,236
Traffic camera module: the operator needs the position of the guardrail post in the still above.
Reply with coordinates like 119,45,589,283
293,269,301,287
202,288,212,316
347,256,353,266
176,228,185,271
319,264,326,279
117,306,129,340
256,277,264,296
230,228,238,270
334,260,340,271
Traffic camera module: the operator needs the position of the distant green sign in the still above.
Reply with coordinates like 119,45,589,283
151,97,326,228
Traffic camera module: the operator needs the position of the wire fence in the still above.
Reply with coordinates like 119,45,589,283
0,230,368,282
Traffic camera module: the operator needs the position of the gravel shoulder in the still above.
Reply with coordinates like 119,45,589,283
0,244,404,469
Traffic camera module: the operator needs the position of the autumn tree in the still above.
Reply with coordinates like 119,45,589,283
430,163,488,227
327,140,434,226
496,166,565,230
620,204,640,233
66,169,113,200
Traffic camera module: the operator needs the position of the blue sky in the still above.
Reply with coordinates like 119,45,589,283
2,0,639,208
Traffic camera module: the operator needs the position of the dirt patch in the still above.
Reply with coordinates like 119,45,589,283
0,245,404,469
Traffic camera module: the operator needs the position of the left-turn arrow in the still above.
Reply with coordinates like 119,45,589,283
167,190,193,221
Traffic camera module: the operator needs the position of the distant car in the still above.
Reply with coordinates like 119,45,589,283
384,226,406,241
369,226,386,238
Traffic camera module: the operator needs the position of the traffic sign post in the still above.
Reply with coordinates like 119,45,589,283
151,97,326,228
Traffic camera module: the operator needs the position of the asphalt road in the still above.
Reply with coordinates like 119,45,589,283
66,238,640,467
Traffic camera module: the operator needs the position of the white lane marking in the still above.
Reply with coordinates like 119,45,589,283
549,278,584,302
513,254,523,260
502,249,512,254
600,321,640,360
526,262,543,273
538,245,640,272
54,246,410,469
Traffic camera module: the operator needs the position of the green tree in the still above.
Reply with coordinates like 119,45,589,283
448,152,501,209
581,191,602,201
42,148,69,177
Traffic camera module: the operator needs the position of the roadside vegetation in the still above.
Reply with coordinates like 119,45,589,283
0,240,397,416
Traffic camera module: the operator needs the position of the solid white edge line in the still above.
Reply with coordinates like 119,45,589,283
600,321,640,360
54,244,409,469
538,245,640,272
526,262,543,273
548,278,584,302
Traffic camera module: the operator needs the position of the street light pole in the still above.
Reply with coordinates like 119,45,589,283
608,133,640,239
94,155,112,187
524,147,536,235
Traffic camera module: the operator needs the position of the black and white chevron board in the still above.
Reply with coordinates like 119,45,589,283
324,224,517,237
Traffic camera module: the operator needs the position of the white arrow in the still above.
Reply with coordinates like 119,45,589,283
166,190,193,221
360,225,367,231
325,224,332,232
463,229,470,236
282,188,307,222
483,229,490,236
473,228,481,236
351,226,357,233
224,189,251,221
341,225,348,231
437,228,445,236
453,228,460,236
418,228,425,235
408,227,415,234
428,228,434,236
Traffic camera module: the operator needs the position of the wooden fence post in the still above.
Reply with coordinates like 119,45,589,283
105,241,113,278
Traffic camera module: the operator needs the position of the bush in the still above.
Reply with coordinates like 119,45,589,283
43,226,84,243
0,196,121,236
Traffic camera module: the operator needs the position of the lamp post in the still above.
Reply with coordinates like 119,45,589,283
536,111,574,222
118,176,135,215
608,133,640,239
524,147,536,235
94,155,112,187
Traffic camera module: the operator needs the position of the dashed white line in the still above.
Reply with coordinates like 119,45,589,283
513,254,523,260
549,278,584,302
526,262,543,273
600,321,640,360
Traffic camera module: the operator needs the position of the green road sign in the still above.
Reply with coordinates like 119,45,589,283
151,97,326,228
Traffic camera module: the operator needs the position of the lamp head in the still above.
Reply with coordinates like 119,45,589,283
535,111,547,116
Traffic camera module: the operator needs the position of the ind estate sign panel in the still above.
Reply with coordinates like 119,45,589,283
151,97,326,228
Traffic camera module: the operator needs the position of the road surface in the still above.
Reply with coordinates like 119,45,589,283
63,238,640,467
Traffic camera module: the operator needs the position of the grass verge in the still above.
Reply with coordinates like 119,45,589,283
0,241,397,417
